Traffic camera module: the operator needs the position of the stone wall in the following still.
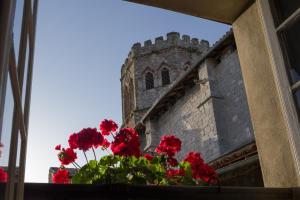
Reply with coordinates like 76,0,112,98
121,32,210,127
143,49,254,162
209,48,254,155
144,60,220,160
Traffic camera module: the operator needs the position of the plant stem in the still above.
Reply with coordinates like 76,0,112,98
83,151,89,164
92,147,97,160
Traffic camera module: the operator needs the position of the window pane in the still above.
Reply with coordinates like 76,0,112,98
271,0,300,26
0,76,14,172
22,40,30,108
13,0,25,64
278,18,300,83
293,90,300,115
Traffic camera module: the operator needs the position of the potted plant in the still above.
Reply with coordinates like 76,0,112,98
52,119,218,186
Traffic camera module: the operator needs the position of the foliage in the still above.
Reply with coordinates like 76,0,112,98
53,119,218,185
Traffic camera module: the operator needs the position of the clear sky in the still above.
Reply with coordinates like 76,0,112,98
0,0,229,183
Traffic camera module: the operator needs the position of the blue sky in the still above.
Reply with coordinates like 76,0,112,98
0,0,229,182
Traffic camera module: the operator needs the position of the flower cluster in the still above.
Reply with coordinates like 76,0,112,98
155,135,182,157
155,135,181,167
52,119,217,185
52,169,70,184
100,119,118,136
0,168,7,183
184,152,218,184
58,148,77,165
68,128,103,151
111,128,140,157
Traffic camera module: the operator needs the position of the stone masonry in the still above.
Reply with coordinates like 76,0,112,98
121,32,209,128
121,32,254,163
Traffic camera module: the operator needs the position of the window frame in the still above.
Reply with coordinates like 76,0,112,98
0,1,38,200
257,0,300,174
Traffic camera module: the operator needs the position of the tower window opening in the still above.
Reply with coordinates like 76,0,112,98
161,68,170,86
145,72,154,90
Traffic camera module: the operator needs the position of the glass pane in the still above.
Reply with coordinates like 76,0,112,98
293,89,300,115
22,40,30,108
13,0,24,64
271,0,300,26
278,18,300,84
0,76,14,179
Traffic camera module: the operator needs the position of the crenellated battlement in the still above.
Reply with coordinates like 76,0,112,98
122,32,210,71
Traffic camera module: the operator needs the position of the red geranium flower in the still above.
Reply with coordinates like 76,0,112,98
58,148,77,166
100,119,118,136
184,152,204,179
167,156,178,167
166,168,185,178
111,128,140,157
0,168,8,183
144,154,154,162
69,128,103,151
155,135,181,157
102,139,110,149
52,169,70,184
93,131,104,148
55,144,61,151
200,163,218,184
68,133,78,149
77,129,95,151
184,151,217,183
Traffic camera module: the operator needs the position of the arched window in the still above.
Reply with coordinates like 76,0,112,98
145,72,154,90
161,68,170,86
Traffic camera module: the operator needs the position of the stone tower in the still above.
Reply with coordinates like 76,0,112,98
121,32,210,128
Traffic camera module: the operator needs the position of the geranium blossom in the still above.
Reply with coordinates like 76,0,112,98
77,128,98,151
99,119,118,136
184,152,217,183
167,156,178,166
144,154,154,161
200,163,218,184
111,128,140,157
155,135,181,157
58,148,77,166
0,168,8,183
93,131,104,148
68,133,78,149
102,139,110,149
52,169,70,184
184,152,204,179
68,128,103,151
55,144,61,151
